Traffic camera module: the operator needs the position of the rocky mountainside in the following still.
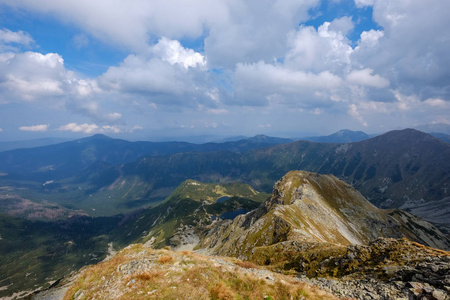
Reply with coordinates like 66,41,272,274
200,171,449,260
110,180,269,250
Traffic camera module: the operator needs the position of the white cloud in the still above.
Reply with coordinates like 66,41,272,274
101,125,121,133
0,128,3,132
356,29,384,49
59,123,99,134
152,37,205,69
285,22,353,73
98,42,215,108
204,0,320,68
328,16,354,36
2,0,229,52
19,124,49,132
259,123,272,128
352,0,450,100
107,112,122,121
348,104,368,126
0,29,34,51
347,68,389,88
0,52,66,101
233,61,343,106
58,122,145,134
424,98,449,108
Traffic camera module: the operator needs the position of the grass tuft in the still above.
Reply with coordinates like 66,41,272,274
209,281,235,300
158,255,174,264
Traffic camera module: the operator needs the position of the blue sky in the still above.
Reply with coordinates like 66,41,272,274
0,0,449,141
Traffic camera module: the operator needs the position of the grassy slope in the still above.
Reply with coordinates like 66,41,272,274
63,243,335,300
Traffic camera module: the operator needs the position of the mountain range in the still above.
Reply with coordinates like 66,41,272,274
17,171,450,300
0,129,448,228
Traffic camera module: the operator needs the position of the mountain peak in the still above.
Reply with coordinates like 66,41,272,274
201,170,449,260
88,133,113,140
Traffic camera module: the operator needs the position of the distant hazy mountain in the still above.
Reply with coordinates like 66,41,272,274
60,129,449,225
415,122,450,135
0,137,72,152
429,132,450,143
0,134,292,181
214,134,293,144
300,129,372,143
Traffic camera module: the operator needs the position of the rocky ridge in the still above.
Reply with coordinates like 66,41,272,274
200,171,449,260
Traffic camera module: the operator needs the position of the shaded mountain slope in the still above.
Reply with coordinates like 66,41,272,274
0,134,291,182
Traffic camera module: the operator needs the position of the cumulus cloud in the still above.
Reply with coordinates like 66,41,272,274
352,0,450,100
328,16,354,36
285,22,353,73
347,68,389,88
152,37,205,69
234,61,344,107
98,39,217,108
2,0,228,51
59,123,99,134
204,0,320,68
107,112,122,121
19,124,49,132
58,122,144,134
0,52,66,101
1,0,449,136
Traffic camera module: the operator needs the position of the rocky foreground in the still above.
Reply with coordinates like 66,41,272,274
31,237,450,300
60,244,337,300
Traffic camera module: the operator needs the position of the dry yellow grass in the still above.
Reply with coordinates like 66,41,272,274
158,254,174,264
64,244,337,300
235,260,259,269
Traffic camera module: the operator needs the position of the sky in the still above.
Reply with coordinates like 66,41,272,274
0,0,449,141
